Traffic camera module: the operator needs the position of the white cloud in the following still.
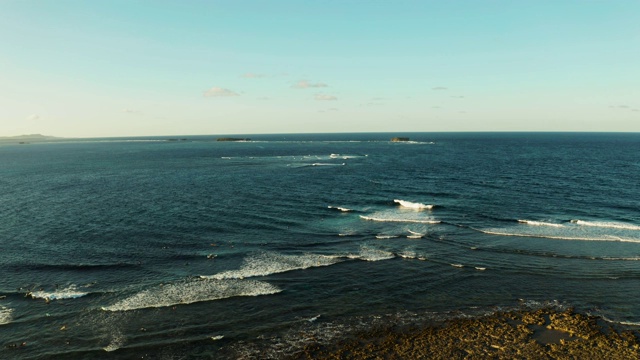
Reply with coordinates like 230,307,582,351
203,87,240,97
292,80,328,89
26,114,40,120
315,94,337,101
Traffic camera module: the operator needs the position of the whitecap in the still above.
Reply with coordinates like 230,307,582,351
518,220,564,228
479,229,640,243
29,285,89,301
211,335,225,341
394,199,434,210
346,246,395,262
375,235,399,239
328,206,353,212
360,215,440,224
475,267,487,271
102,279,281,311
103,332,125,352
571,220,640,231
450,264,464,268
202,252,342,280
0,306,13,326
398,251,418,259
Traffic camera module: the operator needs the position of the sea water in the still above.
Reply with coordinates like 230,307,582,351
1,132,639,358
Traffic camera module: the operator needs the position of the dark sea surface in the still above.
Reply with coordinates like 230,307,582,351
1,132,640,359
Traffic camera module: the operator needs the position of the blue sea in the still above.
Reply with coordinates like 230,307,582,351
1,132,640,359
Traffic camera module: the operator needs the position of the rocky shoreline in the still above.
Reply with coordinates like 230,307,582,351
294,308,640,359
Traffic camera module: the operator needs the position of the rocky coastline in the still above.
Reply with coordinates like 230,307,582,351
294,308,640,359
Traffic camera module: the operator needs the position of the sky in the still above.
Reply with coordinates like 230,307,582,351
1,0,639,137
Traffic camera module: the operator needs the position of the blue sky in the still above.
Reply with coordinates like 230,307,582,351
1,0,639,137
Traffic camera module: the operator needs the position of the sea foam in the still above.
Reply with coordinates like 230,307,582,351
102,279,281,311
571,220,640,231
202,252,342,280
518,220,564,228
0,306,13,325
29,285,89,301
394,199,434,210
360,215,440,224
346,246,395,262
328,206,353,212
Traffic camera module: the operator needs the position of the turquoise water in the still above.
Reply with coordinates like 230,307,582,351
1,132,639,358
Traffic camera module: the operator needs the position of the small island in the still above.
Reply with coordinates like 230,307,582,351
217,137,250,142
391,137,410,142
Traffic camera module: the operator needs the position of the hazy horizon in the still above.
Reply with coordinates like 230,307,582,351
2,1,639,137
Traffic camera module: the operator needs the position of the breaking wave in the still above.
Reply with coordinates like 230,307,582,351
478,229,640,243
202,252,342,280
346,246,395,262
571,220,640,231
29,285,89,301
360,215,440,224
518,220,564,228
394,199,434,210
328,206,353,212
102,279,281,311
0,306,12,325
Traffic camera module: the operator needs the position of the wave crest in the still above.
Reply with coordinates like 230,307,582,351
518,220,564,228
394,199,434,210
0,306,13,326
571,220,640,231
203,252,341,280
102,279,281,312
360,215,440,224
29,285,89,301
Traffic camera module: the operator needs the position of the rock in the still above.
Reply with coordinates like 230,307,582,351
391,137,410,142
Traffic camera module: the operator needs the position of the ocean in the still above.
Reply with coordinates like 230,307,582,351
1,132,639,359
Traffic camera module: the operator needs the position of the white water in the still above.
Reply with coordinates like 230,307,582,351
102,279,281,311
203,252,342,280
29,285,89,301
394,199,434,210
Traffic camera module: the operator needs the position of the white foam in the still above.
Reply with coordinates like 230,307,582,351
450,264,464,268
347,246,395,262
407,235,423,239
571,220,640,231
103,332,125,352
29,285,89,301
375,235,399,239
398,251,418,259
328,206,353,212
0,306,13,326
600,315,640,327
518,220,564,228
394,199,434,210
102,279,281,311
329,154,361,159
475,267,487,271
211,335,225,341
202,252,342,280
479,229,640,243
360,215,440,224
311,163,345,166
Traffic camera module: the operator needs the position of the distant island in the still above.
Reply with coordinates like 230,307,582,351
0,134,62,144
217,137,251,142
390,137,410,142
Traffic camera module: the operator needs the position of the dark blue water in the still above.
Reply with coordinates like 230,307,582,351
1,133,639,359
